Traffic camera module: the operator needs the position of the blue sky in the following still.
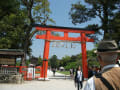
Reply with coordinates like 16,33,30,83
31,0,100,59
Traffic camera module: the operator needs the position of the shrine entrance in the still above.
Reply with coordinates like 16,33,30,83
35,24,94,80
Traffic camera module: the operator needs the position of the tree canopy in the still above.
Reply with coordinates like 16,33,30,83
21,0,54,61
0,0,54,65
0,0,26,49
49,55,59,69
69,0,120,45
57,49,98,70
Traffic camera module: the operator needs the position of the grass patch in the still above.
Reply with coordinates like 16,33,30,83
57,71,70,75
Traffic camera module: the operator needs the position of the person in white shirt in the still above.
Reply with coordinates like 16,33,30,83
84,40,120,90
75,66,84,90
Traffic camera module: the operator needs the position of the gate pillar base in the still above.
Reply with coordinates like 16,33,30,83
38,77,49,81
84,78,88,81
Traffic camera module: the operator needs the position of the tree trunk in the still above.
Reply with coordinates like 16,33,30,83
22,0,34,65
23,25,33,65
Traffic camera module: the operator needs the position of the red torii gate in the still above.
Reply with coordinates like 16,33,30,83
35,25,95,80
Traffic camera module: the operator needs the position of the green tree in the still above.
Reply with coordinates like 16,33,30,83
60,55,71,66
0,0,18,20
69,0,120,40
21,0,54,62
87,50,99,67
49,55,59,68
70,55,78,62
38,56,43,66
65,62,77,70
87,50,96,60
110,12,120,47
0,0,26,49
59,48,100,70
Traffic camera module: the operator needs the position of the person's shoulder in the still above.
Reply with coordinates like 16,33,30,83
102,67,120,77
83,77,95,90
85,77,94,87
87,76,94,83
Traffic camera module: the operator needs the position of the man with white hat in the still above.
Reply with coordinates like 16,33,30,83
83,40,120,90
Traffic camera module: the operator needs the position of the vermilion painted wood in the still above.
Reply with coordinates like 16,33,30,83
36,34,94,42
36,27,94,34
81,33,88,78
40,31,51,78
35,25,95,79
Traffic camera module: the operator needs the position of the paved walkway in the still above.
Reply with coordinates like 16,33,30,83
0,70,86,90
47,70,71,79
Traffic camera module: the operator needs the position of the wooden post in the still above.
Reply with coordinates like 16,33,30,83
81,32,88,80
40,30,51,79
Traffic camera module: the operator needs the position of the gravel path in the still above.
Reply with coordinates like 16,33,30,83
0,70,86,90
0,79,76,90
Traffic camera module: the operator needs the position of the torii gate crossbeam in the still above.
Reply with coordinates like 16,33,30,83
35,25,95,80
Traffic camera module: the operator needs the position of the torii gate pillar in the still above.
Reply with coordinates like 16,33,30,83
40,30,51,80
81,33,88,79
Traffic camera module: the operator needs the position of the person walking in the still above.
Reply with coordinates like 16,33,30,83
52,68,56,77
70,68,75,79
75,66,84,90
84,40,120,90
70,69,73,77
